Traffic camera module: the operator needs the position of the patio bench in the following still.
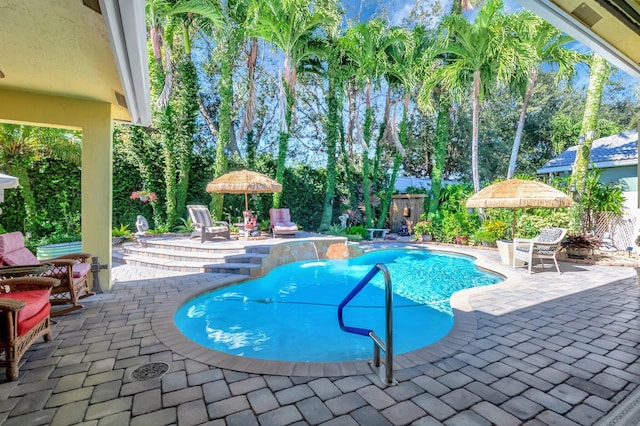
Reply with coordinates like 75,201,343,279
367,228,390,239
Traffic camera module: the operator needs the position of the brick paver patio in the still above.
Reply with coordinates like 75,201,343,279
1,244,638,425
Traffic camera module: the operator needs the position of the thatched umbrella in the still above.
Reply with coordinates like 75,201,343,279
206,170,282,211
466,179,572,238
0,173,18,214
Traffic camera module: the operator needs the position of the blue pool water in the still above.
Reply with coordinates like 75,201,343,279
175,249,502,362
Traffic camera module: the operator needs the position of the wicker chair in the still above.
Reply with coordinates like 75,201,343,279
0,232,94,316
0,276,59,380
513,227,568,274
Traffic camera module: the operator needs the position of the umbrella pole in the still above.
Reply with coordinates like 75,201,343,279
512,209,517,240
244,193,248,211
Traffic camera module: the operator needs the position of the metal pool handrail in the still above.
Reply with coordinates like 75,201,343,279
337,263,396,385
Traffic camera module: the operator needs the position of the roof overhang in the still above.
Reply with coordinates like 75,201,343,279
519,0,640,81
538,158,638,174
100,0,151,126
0,0,150,126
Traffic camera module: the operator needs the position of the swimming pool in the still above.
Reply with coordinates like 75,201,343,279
175,248,503,362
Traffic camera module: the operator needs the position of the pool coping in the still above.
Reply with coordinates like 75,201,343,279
151,243,523,377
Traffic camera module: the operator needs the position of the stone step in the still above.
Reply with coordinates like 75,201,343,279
206,262,263,277
116,252,228,273
129,238,247,255
224,253,270,264
123,245,229,263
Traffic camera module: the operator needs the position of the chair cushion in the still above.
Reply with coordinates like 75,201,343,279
0,232,26,258
188,205,214,228
534,247,557,255
2,247,39,266
270,209,291,223
0,289,50,327
72,263,91,279
205,226,227,233
274,223,298,232
538,227,563,243
16,301,50,336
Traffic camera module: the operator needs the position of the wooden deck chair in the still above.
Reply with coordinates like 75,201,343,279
269,208,298,238
513,227,568,274
187,205,230,243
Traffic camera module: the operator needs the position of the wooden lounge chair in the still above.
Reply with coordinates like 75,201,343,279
187,205,230,243
0,232,94,316
513,227,568,274
269,208,298,238
0,276,59,380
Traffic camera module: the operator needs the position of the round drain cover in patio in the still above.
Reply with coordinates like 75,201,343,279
131,362,170,381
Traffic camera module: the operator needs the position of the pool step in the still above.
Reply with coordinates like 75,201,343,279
206,262,263,277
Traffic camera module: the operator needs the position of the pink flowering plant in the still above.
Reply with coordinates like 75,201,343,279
130,190,158,203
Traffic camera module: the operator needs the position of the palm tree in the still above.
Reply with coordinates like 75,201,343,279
375,26,416,228
570,53,610,229
424,0,536,192
341,19,399,227
506,18,581,178
172,0,248,219
249,0,341,208
413,2,476,215
0,124,81,233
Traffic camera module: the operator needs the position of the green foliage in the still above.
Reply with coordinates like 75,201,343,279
582,169,624,215
327,223,346,236
148,224,171,235
112,224,132,238
412,220,433,239
346,225,366,236
484,219,508,239
474,219,507,245
441,210,481,243
175,217,195,233
404,186,428,194
347,234,363,242
439,183,474,214
516,210,571,239
259,219,270,232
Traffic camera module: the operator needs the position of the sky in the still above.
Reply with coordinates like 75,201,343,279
341,0,639,85
342,0,524,26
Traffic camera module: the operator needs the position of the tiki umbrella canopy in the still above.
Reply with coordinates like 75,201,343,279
466,179,572,238
206,170,282,211
0,173,18,214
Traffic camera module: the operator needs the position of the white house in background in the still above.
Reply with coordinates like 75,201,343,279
537,129,639,249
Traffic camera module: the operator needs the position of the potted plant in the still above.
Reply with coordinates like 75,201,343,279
130,190,158,203
474,219,508,247
562,233,599,259
413,220,433,242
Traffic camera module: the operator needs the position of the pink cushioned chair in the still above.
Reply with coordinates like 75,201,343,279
0,232,94,316
0,276,59,381
269,208,299,238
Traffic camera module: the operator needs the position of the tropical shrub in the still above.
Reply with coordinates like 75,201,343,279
175,217,195,233
441,210,481,243
474,219,508,245
346,225,366,236
112,224,132,238
327,223,346,236
516,210,571,239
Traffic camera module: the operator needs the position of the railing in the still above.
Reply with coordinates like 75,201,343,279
338,263,396,385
